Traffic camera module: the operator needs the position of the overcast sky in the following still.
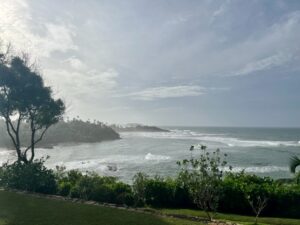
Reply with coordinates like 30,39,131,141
0,0,300,127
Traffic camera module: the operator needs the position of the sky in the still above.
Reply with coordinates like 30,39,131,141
0,0,300,127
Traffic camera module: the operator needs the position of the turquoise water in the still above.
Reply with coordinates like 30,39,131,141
1,127,299,183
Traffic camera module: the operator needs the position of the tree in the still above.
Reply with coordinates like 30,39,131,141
177,145,228,221
0,51,65,163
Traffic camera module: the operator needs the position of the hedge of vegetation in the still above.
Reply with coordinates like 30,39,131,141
0,159,299,219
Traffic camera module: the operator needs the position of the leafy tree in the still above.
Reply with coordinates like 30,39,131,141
0,51,65,163
177,145,228,221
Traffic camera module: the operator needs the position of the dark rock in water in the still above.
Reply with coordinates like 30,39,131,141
107,164,118,172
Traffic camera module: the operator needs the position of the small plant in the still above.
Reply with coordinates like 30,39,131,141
240,175,272,225
177,145,228,221
246,195,268,225
132,172,149,206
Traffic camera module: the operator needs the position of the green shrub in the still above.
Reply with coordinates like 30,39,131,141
219,172,300,219
57,181,72,196
0,159,57,194
132,172,149,206
144,176,175,208
58,171,134,206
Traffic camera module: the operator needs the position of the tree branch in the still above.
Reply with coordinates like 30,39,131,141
4,119,21,159
24,126,49,158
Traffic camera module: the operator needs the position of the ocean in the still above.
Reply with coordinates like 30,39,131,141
1,127,300,183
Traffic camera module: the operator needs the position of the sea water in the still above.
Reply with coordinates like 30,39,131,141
0,127,299,183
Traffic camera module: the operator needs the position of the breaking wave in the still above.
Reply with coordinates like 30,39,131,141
145,153,170,161
47,152,171,172
224,166,288,173
121,130,300,147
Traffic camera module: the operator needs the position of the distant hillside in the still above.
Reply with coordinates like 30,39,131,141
110,124,169,132
0,119,120,149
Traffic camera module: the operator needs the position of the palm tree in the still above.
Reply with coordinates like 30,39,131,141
289,156,300,173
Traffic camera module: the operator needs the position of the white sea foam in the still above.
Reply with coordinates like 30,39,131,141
47,153,171,172
121,130,300,147
145,153,170,161
224,166,288,173
0,150,14,156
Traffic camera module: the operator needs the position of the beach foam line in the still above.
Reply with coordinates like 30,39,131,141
121,130,300,147
224,166,288,173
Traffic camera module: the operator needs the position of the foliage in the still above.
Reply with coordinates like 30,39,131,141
220,172,300,219
0,50,65,163
40,119,120,146
177,145,228,221
144,176,176,208
57,170,134,206
0,150,299,219
244,181,270,225
132,173,192,208
0,119,120,149
0,158,57,194
132,172,149,206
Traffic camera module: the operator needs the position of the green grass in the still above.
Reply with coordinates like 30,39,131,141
1,190,299,225
158,208,300,225
0,190,202,225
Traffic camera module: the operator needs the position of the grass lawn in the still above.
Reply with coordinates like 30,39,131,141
1,190,299,225
0,190,202,225
158,208,300,225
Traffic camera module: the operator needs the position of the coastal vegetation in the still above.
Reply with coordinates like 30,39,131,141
0,119,120,149
110,123,169,132
0,51,65,163
0,147,300,224
176,145,228,220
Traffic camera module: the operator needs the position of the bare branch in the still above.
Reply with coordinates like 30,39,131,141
24,126,49,155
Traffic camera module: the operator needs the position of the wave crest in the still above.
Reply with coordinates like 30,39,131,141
121,130,300,147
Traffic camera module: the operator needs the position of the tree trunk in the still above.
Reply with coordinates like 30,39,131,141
29,121,36,163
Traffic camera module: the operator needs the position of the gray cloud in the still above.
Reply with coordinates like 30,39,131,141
0,0,299,126
124,85,205,101
0,0,77,57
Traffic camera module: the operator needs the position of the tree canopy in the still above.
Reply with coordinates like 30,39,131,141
0,51,65,163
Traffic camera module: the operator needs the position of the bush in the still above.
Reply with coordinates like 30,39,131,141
219,172,300,219
269,184,300,218
144,176,175,208
0,159,57,194
132,172,148,206
57,170,134,206
57,181,72,196
132,173,186,208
